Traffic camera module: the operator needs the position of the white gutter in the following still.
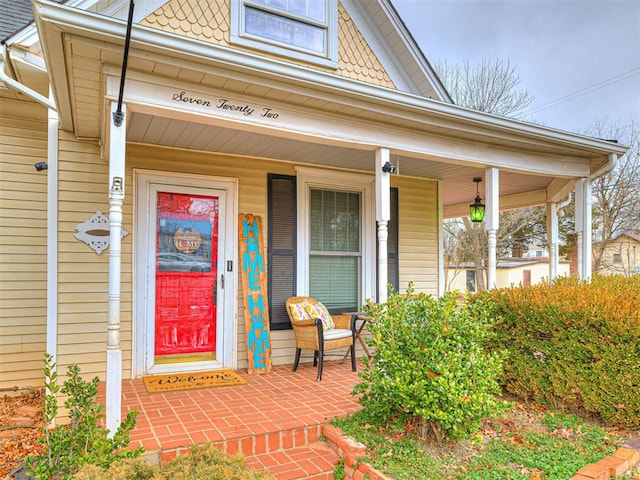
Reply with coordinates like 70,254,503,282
588,153,618,182
0,44,56,111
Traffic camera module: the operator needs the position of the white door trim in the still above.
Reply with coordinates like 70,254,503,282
132,169,238,377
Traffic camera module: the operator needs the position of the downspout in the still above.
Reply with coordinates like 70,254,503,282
1,43,59,366
46,95,59,366
547,193,572,281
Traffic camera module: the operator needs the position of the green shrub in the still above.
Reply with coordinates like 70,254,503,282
25,354,142,479
353,286,509,442
73,443,274,479
475,275,640,429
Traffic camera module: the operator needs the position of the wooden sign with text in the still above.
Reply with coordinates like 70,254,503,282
238,214,272,374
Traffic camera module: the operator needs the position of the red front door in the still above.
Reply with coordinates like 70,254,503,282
154,192,219,360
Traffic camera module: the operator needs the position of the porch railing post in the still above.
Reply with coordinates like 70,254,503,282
375,148,391,303
107,101,125,434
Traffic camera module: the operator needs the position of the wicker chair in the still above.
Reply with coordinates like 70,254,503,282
285,296,357,381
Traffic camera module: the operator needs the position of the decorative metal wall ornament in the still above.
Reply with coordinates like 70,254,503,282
74,211,128,255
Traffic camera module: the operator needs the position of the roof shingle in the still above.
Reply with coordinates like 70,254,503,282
1,0,35,43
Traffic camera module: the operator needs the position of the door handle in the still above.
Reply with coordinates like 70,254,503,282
220,274,224,289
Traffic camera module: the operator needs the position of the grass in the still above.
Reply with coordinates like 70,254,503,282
332,402,626,480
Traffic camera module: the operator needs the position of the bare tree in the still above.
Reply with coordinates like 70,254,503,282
437,59,539,290
443,207,550,291
443,218,487,292
586,117,640,273
435,59,534,116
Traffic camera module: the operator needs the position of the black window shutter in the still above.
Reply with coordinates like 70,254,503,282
267,174,297,330
377,187,399,301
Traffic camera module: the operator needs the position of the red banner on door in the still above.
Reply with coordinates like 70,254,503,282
239,214,272,374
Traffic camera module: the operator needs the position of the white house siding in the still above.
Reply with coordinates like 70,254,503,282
0,98,48,388
55,132,129,379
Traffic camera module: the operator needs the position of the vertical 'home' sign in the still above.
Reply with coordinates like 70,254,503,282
238,214,272,374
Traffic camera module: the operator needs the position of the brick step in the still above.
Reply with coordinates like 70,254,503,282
148,422,339,479
153,423,326,463
245,441,339,480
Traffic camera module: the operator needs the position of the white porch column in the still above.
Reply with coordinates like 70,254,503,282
106,102,126,434
547,202,559,280
375,148,391,303
574,178,588,279
484,168,499,289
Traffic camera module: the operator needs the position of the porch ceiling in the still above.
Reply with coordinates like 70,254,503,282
126,110,555,212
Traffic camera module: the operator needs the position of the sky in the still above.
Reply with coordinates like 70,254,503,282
392,0,640,136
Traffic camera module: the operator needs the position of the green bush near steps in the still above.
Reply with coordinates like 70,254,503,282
353,286,510,443
25,354,142,480
474,275,640,429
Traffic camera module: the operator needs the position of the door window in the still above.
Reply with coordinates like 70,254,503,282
154,192,219,359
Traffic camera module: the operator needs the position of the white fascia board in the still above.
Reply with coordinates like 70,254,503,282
341,0,451,101
96,0,169,22
373,0,452,103
32,1,74,131
341,0,419,95
33,0,629,158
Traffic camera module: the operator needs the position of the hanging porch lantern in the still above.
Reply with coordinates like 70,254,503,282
470,177,485,222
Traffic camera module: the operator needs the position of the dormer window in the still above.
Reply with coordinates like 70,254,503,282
231,0,338,68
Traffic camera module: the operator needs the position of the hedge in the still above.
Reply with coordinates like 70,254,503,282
474,275,640,429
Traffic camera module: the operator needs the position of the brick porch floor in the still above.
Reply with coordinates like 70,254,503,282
113,360,363,479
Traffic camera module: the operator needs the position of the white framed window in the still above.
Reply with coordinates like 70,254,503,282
296,167,374,312
231,0,339,68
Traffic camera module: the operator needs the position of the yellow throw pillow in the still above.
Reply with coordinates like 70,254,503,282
304,302,335,330
289,300,312,322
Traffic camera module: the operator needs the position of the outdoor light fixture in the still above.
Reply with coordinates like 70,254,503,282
34,162,48,171
469,177,485,222
382,161,396,173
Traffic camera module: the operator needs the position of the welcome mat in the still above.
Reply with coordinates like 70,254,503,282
143,370,246,393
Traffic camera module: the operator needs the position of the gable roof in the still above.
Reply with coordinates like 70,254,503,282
343,0,452,101
0,0,35,43
616,233,640,243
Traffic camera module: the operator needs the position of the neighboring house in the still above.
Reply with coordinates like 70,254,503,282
523,245,550,259
0,0,627,428
594,233,640,276
447,258,571,293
